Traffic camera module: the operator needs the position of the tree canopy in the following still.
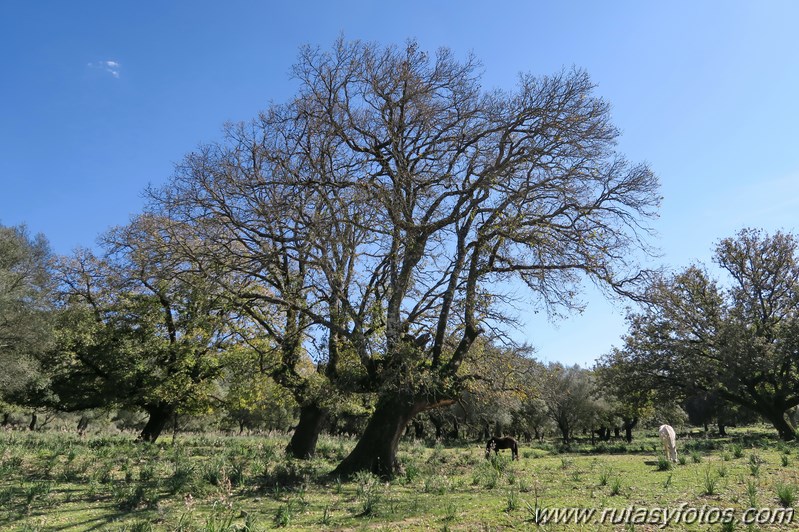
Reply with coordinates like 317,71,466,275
611,228,799,440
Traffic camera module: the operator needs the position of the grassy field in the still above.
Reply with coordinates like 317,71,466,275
1,427,798,530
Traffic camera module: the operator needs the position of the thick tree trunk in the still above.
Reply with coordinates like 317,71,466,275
412,419,425,439
331,395,440,479
431,415,444,440
29,412,37,431
138,403,175,443
762,409,796,441
557,421,570,443
450,417,459,440
718,423,727,437
286,403,327,459
77,415,89,435
622,417,638,443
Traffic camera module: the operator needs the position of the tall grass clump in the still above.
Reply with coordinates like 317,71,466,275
746,479,758,507
701,469,718,496
656,456,673,471
598,467,612,486
776,483,797,508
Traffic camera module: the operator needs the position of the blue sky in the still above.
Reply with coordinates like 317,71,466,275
2,1,798,367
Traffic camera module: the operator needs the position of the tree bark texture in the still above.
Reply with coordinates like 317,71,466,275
286,403,328,459
330,396,433,479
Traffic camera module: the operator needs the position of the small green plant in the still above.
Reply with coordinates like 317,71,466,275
320,504,332,526
113,483,156,511
203,504,237,532
691,451,702,463
663,472,673,489
776,483,796,508
609,477,623,496
24,481,53,507
505,489,519,512
403,462,420,484
781,454,790,467
702,468,718,496
138,463,155,482
202,458,226,486
444,499,458,521
274,500,295,527
656,456,673,471
598,467,612,486
167,461,197,493
489,453,510,473
354,470,382,516
678,455,687,466
746,478,758,507
749,454,762,477
423,475,447,495
732,444,744,459
717,462,728,477
721,451,731,461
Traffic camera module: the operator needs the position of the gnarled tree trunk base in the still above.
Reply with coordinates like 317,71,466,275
330,395,453,479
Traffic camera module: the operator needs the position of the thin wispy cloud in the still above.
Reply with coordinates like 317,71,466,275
88,60,121,78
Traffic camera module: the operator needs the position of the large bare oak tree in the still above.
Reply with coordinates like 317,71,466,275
152,39,660,476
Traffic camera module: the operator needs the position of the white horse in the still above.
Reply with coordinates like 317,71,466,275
658,424,678,463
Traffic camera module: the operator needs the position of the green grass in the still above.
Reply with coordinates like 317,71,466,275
1,427,798,530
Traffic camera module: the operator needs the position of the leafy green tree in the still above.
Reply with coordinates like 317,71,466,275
220,344,300,433
616,229,799,441
0,224,54,411
41,216,235,442
539,363,598,443
457,341,539,439
595,347,657,442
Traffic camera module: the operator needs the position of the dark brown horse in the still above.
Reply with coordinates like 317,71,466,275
485,436,519,460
